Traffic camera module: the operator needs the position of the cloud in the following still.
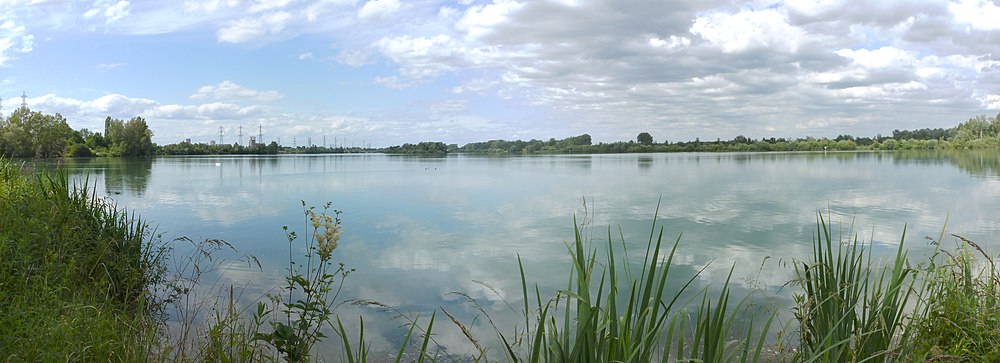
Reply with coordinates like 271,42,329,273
334,49,371,66
189,81,284,101
217,11,292,43
357,0,402,21
183,0,241,14
949,0,1000,31
355,0,1000,140
83,0,131,25
375,34,467,80
691,8,806,53
4,0,1000,144
96,62,126,71
982,94,1000,109
0,19,34,66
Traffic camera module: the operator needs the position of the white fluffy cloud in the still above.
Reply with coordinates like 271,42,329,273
691,8,807,53
376,35,468,79
190,81,284,101
357,0,402,21
949,0,1000,31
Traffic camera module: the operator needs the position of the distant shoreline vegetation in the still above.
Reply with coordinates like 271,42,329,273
446,113,1000,155
2,106,999,158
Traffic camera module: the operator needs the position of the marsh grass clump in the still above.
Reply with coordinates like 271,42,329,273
0,158,163,360
909,234,1000,362
789,214,921,363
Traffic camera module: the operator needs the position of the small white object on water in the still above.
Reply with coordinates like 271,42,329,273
215,162,221,166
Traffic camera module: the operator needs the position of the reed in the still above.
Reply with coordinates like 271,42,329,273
462,207,776,362
790,213,919,362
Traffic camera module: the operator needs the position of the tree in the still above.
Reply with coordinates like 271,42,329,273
104,116,155,156
0,108,72,157
637,132,653,145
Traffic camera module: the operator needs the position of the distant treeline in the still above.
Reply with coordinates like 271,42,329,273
3,107,999,158
448,113,1000,155
158,142,377,155
383,142,449,155
159,141,282,155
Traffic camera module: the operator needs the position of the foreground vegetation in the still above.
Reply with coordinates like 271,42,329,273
2,160,999,361
0,159,158,360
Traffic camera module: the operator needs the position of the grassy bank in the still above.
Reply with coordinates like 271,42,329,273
0,159,160,360
2,159,998,361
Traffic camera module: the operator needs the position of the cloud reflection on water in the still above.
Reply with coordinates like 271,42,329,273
57,150,1000,359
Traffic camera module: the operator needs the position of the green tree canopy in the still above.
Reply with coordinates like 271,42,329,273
104,116,155,156
0,108,73,157
637,132,653,145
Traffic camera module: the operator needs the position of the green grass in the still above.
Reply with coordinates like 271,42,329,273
908,235,1000,362
0,158,162,360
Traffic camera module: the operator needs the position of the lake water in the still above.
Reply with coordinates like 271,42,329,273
55,150,1000,358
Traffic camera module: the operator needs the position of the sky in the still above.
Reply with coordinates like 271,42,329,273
0,0,999,147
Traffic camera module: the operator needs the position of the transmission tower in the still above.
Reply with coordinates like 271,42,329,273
20,91,27,109
323,135,326,148
0,96,4,119
237,125,244,146
257,124,263,143
218,127,224,144
308,137,312,147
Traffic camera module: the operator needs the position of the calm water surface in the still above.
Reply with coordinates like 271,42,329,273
57,150,1000,357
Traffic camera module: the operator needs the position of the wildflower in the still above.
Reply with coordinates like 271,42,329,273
310,212,321,229
316,214,341,261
